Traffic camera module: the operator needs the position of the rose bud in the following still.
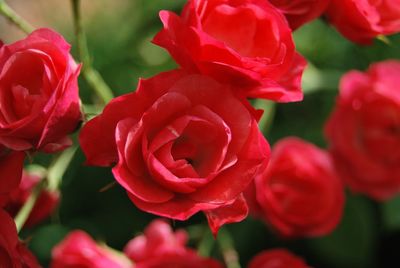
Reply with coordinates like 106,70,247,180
250,137,344,237
326,0,400,44
325,60,400,200
124,219,223,268
0,146,25,206
4,169,60,228
269,0,330,30
50,230,132,268
80,70,270,235
248,249,309,268
153,0,306,102
0,28,82,153
0,209,41,268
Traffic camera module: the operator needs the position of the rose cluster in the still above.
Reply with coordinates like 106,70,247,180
80,0,309,235
0,28,82,267
1,0,400,266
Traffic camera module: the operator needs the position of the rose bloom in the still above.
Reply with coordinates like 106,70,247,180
50,230,132,268
153,0,306,102
0,209,41,268
325,60,400,200
80,70,269,235
124,219,188,262
0,28,82,153
124,219,223,268
0,146,25,206
4,170,59,228
248,249,309,268
269,0,330,30
249,137,344,237
326,0,400,44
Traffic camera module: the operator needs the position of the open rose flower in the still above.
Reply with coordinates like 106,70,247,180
249,137,344,237
80,70,269,235
4,169,60,228
269,0,330,30
153,0,306,102
50,230,132,268
248,249,309,268
326,0,400,44
325,60,400,200
0,209,41,268
0,145,25,206
0,28,82,153
124,219,223,268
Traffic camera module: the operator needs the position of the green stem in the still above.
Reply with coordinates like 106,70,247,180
0,0,34,34
47,145,78,191
14,146,77,232
71,0,114,104
217,229,241,268
14,179,47,232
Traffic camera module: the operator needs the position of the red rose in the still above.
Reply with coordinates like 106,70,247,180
325,60,400,200
0,209,41,268
0,146,25,206
248,249,309,268
50,230,132,268
124,219,188,262
4,170,60,228
250,137,344,237
269,0,330,30
326,0,400,44
153,0,306,102
79,70,269,234
124,219,223,268
0,28,82,153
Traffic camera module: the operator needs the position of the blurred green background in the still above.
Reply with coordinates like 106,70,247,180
1,1,400,267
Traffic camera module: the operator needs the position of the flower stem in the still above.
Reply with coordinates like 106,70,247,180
217,228,241,268
47,146,78,191
14,179,47,232
71,0,114,104
0,0,34,34
14,146,77,232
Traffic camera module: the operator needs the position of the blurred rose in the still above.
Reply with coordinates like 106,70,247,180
0,209,41,268
0,28,82,153
325,60,400,200
124,219,188,262
50,230,132,268
248,248,309,268
326,0,400,44
124,219,223,268
4,169,59,228
153,0,306,102
249,137,344,237
80,70,269,235
269,0,330,30
0,145,25,206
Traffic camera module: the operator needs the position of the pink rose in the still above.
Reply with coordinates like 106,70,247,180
0,209,41,268
153,0,306,102
325,60,400,200
50,230,132,268
80,70,269,235
248,249,309,268
249,137,344,237
0,28,82,153
4,170,60,228
124,219,223,268
269,0,330,30
327,0,400,44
